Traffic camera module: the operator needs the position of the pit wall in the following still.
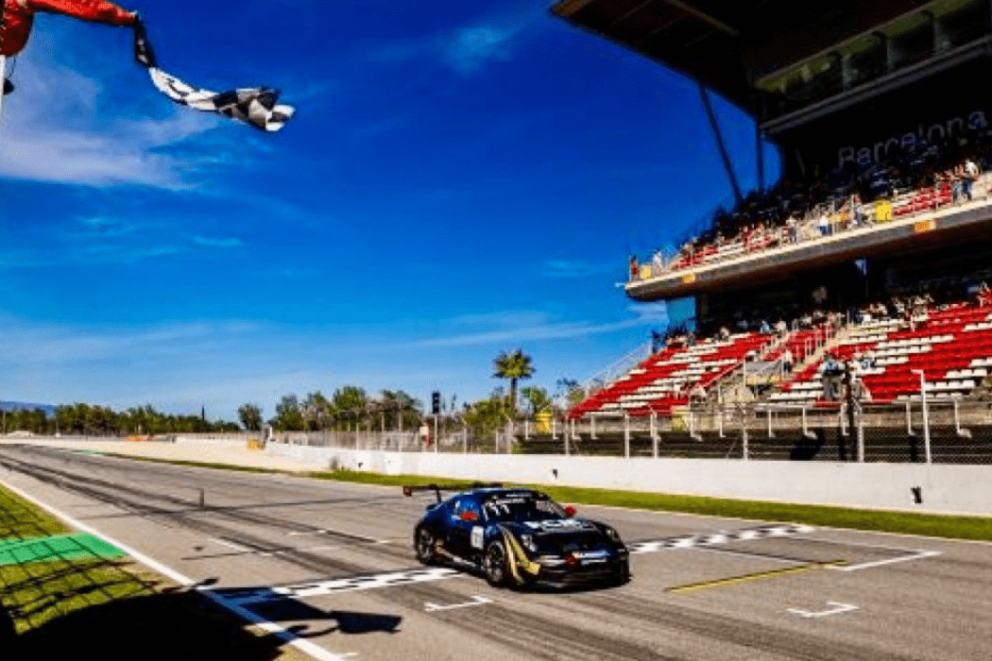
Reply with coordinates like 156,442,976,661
266,444,992,516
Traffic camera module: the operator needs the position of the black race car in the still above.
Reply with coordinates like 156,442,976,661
405,484,629,588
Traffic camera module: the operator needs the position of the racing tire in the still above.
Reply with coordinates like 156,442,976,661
482,540,510,587
414,526,437,566
612,560,631,586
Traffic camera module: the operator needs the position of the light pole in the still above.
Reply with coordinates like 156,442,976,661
912,370,932,464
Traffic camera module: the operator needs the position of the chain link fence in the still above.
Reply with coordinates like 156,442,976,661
60,400,987,465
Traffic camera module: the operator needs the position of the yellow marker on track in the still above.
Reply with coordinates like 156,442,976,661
667,560,847,595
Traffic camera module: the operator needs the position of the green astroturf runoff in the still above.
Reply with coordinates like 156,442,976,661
0,532,126,566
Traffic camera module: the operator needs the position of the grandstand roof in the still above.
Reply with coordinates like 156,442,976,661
552,0,950,116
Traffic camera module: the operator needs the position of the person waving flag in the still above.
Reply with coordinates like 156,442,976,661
0,0,294,132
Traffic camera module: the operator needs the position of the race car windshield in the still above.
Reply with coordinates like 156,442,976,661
482,496,565,522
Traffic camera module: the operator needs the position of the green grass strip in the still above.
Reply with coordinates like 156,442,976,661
308,470,992,542
0,532,126,566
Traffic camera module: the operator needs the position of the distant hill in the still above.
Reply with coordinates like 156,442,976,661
0,401,56,417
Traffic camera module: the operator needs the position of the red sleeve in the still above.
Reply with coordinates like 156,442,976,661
25,0,137,25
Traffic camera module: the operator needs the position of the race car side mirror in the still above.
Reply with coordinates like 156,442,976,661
564,505,577,517
460,511,479,522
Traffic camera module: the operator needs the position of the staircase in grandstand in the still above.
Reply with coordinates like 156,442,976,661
773,304,992,405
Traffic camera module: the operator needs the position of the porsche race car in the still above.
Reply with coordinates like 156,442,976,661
405,484,630,588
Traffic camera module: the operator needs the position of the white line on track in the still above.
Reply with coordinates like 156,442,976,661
210,538,253,553
828,550,942,572
0,472,357,661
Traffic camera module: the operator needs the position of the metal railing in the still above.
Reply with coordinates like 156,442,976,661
630,173,992,283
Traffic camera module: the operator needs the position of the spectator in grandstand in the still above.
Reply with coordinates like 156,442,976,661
759,319,772,334
860,350,876,370
652,249,664,275
963,157,979,201
818,211,830,237
689,383,707,403
978,281,992,308
785,214,798,243
775,318,788,336
782,348,793,375
820,353,844,401
850,194,866,227
719,326,731,341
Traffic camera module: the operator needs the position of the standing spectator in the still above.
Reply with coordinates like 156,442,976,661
963,157,979,201
782,348,793,374
786,214,798,243
652,249,664,275
818,211,830,237
820,353,843,401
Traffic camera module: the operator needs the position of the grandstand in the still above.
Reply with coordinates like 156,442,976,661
554,0,992,436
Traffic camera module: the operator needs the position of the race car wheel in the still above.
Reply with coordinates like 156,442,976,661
613,560,631,586
414,526,437,565
483,540,509,587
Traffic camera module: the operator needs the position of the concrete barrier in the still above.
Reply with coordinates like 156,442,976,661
266,444,992,516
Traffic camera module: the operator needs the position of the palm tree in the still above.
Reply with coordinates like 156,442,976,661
493,349,535,415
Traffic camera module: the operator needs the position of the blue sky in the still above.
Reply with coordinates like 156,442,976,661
0,0,776,421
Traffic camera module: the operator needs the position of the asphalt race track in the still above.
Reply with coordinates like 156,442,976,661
1,444,990,661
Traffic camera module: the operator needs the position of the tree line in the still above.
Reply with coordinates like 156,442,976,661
1,403,240,436
2,349,589,438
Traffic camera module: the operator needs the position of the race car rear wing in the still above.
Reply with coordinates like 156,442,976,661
402,483,503,503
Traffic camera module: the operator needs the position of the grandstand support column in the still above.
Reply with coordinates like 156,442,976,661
650,412,658,458
741,412,749,461
698,83,743,207
552,417,558,440
906,401,914,436
954,400,972,438
623,414,630,459
766,409,775,438
857,416,865,463
590,416,596,440
913,370,933,464
524,419,530,441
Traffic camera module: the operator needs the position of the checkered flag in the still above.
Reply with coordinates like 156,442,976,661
133,21,294,133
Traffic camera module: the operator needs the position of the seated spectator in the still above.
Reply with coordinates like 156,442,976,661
979,281,992,308
775,319,788,336
759,319,772,334
860,350,876,370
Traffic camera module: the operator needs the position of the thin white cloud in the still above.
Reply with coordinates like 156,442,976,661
543,260,610,279
0,29,241,190
446,25,521,73
364,8,538,75
192,235,243,249
402,312,657,349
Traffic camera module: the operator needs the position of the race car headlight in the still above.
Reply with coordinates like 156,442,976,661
603,527,622,543
520,534,538,553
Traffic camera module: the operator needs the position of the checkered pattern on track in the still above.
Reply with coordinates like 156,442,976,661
225,567,461,605
628,524,815,555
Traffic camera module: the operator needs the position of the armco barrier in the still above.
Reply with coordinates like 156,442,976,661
266,443,992,516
